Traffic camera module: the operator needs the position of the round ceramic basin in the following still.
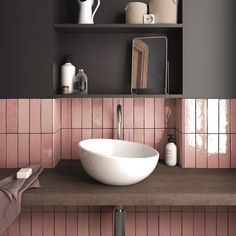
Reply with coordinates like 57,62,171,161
78,139,159,186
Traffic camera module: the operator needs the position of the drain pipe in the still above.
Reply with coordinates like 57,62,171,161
114,205,125,236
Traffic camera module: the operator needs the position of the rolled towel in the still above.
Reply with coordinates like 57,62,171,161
0,164,43,233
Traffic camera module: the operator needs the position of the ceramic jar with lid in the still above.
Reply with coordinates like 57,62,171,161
149,0,178,23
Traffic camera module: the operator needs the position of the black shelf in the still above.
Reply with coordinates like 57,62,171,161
54,24,183,33
54,94,183,98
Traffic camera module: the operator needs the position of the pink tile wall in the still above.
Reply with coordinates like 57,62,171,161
0,99,61,168
1,206,235,236
60,98,175,160
176,99,236,168
0,98,236,168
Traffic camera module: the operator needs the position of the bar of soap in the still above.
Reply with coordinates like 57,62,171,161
16,168,32,179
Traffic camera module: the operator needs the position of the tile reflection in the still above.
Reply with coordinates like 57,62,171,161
208,99,219,134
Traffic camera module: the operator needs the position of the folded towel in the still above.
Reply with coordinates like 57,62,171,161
0,164,43,233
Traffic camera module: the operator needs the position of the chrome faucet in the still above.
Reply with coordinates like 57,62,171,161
117,104,122,140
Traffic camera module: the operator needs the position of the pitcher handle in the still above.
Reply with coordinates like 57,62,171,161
92,0,100,21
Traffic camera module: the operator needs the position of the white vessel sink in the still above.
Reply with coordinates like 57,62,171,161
78,139,159,186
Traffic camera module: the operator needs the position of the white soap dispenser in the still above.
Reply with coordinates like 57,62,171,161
165,135,177,166
61,55,76,94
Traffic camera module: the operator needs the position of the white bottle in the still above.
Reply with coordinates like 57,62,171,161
165,135,177,166
61,55,75,94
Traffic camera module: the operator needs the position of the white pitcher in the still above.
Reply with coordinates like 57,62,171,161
78,0,100,24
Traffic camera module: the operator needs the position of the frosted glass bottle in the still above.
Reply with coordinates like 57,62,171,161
74,69,88,94
165,135,177,166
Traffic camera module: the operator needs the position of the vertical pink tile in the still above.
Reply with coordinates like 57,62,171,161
90,212,100,236
183,99,195,133
101,212,113,236
113,98,123,128
78,212,89,236
145,98,154,128
193,211,204,236
61,129,71,159
208,134,219,168
230,99,236,133
92,129,103,138
145,129,154,148
136,212,147,236
182,212,193,236
208,99,219,133
7,99,18,133
103,98,113,129
176,131,183,166
123,129,134,142
30,134,41,164
124,98,133,129
103,129,113,139
43,212,54,236
30,99,41,133
170,212,181,236
53,131,61,166
219,134,230,168
205,212,216,236
165,99,176,129
231,134,236,168
8,217,19,236
147,211,158,236
66,212,77,236
125,212,135,236
0,100,6,133
82,129,92,140
183,134,196,168
72,98,82,128
53,99,61,132
6,134,17,168
18,134,29,167
20,212,31,236
196,99,207,133
196,134,207,168
32,212,43,236
219,99,231,133
229,212,236,236
18,99,29,133
175,99,182,132
41,99,53,133
42,134,53,167
82,98,92,128
61,98,71,128
159,212,170,236
155,129,165,160
155,98,165,129
134,98,144,128
72,129,81,159
134,129,144,144
93,98,103,128
55,212,66,236
0,134,7,167
217,212,228,236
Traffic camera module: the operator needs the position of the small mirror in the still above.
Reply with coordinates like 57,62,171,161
131,36,168,94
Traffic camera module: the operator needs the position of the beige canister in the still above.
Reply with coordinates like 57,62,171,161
125,2,148,24
149,0,178,23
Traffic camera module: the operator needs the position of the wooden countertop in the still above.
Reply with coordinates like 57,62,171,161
0,160,236,206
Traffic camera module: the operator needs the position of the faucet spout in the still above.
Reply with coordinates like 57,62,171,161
117,104,122,140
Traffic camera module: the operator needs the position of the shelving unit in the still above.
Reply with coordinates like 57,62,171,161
53,0,183,97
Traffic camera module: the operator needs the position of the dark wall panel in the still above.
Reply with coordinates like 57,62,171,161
183,0,236,98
